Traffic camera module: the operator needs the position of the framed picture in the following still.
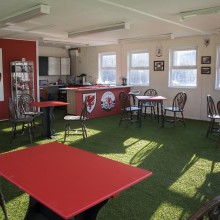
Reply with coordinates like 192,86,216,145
201,56,211,64
154,61,164,71
201,67,211,74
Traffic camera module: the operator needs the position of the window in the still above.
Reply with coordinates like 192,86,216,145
215,45,220,89
98,52,116,85
169,47,197,88
128,51,149,86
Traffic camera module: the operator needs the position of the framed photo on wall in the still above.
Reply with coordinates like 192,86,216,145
154,61,164,71
201,67,211,74
201,56,211,64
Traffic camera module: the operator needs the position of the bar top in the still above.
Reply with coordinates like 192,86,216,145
59,85,131,91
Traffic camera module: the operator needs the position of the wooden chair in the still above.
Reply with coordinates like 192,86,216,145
215,100,220,147
206,95,220,137
119,91,141,127
64,100,88,141
163,92,187,127
19,93,43,127
0,185,8,220
8,97,34,143
142,89,158,120
188,195,220,220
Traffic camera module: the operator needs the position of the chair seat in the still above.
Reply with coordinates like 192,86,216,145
23,111,43,116
125,106,141,111
64,115,87,120
164,107,184,112
207,114,220,119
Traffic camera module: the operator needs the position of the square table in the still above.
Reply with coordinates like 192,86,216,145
136,96,167,126
31,101,69,138
0,142,152,220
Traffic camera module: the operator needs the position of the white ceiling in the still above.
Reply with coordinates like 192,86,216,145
0,0,220,48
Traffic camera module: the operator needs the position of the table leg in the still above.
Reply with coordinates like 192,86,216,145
24,196,64,220
24,196,109,220
156,102,160,123
41,107,56,139
75,199,109,220
161,101,165,127
138,100,142,127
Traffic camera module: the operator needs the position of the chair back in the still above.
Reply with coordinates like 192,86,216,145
119,92,131,110
144,89,158,106
144,89,158,96
8,97,18,121
217,100,220,116
172,92,187,110
19,93,35,114
207,95,218,118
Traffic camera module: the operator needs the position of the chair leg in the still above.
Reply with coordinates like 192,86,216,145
174,112,176,127
162,110,166,127
0,189,8,220
181,112,186,127
207,119,214,137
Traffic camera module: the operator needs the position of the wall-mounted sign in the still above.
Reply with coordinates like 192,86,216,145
83,93,96,113
101,91,115,111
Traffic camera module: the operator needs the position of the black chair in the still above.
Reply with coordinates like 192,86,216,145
119,91,141,127
64,100,88,141
142,89,158,120
188,195,220,220
0,185,8,220
206,95,220,137
19,93,43,127
163,92,187,127
8,97,34,143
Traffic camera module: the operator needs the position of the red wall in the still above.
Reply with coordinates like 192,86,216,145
0,39,37,120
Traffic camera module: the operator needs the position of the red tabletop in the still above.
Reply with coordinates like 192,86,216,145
136,96,167,101
0,142,152,219
31,101,69,108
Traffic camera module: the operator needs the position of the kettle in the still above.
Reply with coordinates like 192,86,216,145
77,73,86,85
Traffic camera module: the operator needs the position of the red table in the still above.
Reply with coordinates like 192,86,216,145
31,101,69,138
136,96,167,126
0,142,152,220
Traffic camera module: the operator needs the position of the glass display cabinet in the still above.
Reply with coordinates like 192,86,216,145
11,61,34,110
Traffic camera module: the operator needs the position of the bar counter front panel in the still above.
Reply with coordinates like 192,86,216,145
65,86,130,118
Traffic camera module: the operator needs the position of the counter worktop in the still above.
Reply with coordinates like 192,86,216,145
59,85,131,91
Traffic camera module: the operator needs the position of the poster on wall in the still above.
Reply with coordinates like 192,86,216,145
0,49,4,101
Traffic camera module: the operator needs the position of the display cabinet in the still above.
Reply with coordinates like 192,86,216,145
11,61,34,110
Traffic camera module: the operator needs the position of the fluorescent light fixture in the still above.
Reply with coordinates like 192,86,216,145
180,6,220,21
68,22,130,38
42,37,89,47
0,4,50,27
118,33,174,43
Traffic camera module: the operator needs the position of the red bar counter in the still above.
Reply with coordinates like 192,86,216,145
63,86,131,118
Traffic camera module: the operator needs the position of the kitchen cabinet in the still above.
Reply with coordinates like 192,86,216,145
61,57,70,75
39,56,48,76
39,56,70,76
11,61,34,110
48,57,60,75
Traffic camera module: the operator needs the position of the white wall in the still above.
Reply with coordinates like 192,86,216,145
76,34,220,121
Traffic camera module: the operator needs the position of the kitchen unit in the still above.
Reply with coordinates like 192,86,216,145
64,86,131,118
39,56,70,76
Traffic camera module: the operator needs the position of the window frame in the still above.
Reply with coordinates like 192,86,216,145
169,46,198,88
98,52,116,85
127,50,150,86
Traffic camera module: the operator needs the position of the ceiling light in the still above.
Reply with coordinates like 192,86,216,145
68,22,130,38
180,6,220,21
42,37,89,47
118,33,174,43
0,4,50,28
